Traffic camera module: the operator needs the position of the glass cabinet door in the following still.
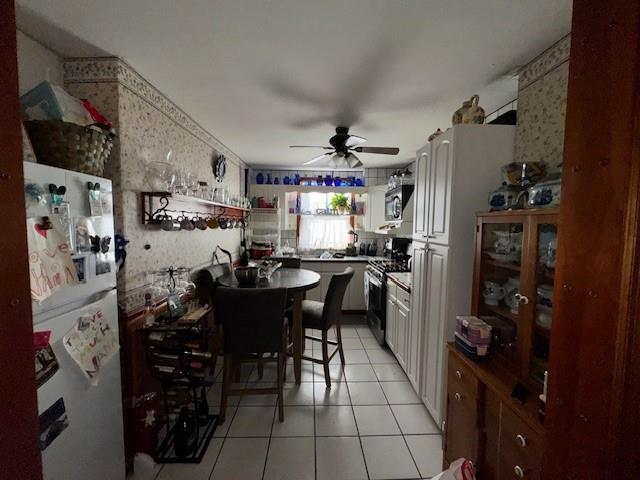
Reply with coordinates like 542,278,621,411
529,221,557,385
477,221,525,364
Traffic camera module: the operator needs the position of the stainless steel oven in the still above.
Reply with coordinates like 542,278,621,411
365,265,386,345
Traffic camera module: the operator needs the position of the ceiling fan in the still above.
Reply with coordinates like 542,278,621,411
289,127,399,168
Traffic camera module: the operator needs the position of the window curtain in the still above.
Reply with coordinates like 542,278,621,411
298,215,350,250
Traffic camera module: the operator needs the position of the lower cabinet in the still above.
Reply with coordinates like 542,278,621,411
385,280,411,372
444,347,544,479
300,261,366,310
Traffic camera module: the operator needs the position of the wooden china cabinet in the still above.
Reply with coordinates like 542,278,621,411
444,209,558,479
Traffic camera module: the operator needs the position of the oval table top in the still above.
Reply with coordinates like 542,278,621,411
217,267,320,292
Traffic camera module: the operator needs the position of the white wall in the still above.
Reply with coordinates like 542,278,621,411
16,30,63,95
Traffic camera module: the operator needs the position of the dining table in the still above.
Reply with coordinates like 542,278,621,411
216,267,321,384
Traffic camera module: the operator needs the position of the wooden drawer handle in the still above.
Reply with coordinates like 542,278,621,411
454,392,463,401
455,370,462,380
514,465,525,478
516,434,527,448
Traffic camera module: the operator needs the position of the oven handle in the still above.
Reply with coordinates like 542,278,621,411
366,271,382,288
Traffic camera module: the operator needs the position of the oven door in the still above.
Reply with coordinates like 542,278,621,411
365,271,386,345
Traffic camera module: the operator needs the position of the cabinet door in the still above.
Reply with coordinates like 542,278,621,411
413,146,431,239
396,303,409,369
346,264,366,310
386,291,397,353
365,185,387,232
428,133,453,245
407,247,426,390
421,244,449,426
444,378,479,466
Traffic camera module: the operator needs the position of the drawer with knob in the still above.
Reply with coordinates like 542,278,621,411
498,404,543,479
447,350,480,403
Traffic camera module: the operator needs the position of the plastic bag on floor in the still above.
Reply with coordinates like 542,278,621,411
432,458,476,480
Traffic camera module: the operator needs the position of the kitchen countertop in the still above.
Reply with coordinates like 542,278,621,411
386,272,412,292
300,256,371,262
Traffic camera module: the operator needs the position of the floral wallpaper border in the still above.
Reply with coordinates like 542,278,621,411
518,34,571,89
64,57,243,167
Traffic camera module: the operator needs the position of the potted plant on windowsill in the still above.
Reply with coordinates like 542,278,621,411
330,193,349,215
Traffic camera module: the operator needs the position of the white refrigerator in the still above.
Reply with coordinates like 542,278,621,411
24,162,125,480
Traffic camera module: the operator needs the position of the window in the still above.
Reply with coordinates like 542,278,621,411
298,215,351,250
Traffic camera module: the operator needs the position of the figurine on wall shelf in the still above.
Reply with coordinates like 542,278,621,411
428,128,443,142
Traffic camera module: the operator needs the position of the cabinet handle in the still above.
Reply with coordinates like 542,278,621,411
454,392,462,401
514,465,525,478
516,434,527,447
514,293,530,304
455,370,462,380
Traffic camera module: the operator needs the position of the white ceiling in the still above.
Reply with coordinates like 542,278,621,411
16,0,572,168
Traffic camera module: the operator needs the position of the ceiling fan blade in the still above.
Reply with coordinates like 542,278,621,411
303,152,334,165
289,145,334,149
353,146,399,155
345,135,367,148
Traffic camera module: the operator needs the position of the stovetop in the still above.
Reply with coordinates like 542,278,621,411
368,258,410,273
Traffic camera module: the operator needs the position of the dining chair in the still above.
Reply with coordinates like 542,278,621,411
215,286,289,422
190,263,233,373
294,267,354,387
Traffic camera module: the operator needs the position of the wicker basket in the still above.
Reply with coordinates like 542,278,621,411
24,120,116,176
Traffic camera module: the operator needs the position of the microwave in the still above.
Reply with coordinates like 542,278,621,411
384,185,415,222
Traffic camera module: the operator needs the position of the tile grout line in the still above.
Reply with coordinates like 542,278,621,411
352,329,372,480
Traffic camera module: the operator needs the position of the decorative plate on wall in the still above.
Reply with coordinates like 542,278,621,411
213,154,227,182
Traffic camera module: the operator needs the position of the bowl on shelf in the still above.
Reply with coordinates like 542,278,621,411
486,251,520,263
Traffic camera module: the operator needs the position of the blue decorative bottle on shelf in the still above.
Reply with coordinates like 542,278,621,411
293,173,301,185
256,172,264,184
325,174,333,186
266,173,272,184
274,177,280,185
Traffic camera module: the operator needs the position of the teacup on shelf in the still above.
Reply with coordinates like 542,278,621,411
483,281,505,306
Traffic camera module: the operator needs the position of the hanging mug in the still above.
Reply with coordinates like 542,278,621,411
160,214,180,231
194,215,207,230
178,215,195,231
206,216,219,229
219,218,228,229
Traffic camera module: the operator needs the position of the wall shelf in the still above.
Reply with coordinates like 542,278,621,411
141,191,249,225
252,184,369,194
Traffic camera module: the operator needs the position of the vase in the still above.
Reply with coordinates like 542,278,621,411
266,173,272,184
317,175,324,186
334,176,341,186
274,177,280,185
461,94,485,124
256,173,264,184
283,176,291,185
293,174,301,185
452,99,472,125
325,175,333,186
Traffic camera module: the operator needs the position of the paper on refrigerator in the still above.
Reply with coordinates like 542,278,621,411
63,308,118,385
26,217,78,302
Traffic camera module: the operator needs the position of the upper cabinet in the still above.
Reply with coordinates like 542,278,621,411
412,125,516,248
413,145,431,238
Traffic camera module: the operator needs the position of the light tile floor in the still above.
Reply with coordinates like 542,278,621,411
155,320,443,480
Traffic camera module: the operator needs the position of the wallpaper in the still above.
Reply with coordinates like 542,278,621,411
514,34,571,170
65,58,246,311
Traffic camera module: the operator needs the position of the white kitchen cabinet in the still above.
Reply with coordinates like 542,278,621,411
385,281,397,352
300,261,367,310
409,125,516,430
407,247,427,391
395,301,409,370
346,263,366,310
412,125,515,247
413,145,431,239
428,134,453,245
420,243,449,427
364,185,387,232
